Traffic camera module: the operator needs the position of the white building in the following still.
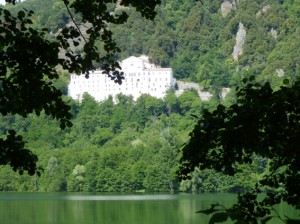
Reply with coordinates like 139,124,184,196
68,56,176,102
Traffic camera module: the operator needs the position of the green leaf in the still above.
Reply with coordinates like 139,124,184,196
17,11,25,20
249,75,255,81
60,122,66,129
283,79,290,85
8,130,16,135
197,203,222,215
261,216,273,224
209,212,228,224
285,219,300,224
73,40,80,47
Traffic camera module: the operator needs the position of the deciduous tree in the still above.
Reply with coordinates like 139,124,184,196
0,0,163,175
179,77,300,223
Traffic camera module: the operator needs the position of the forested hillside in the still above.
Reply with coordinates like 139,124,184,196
5,0,300,94
112,0,300,90
0,0,299,192
0,91,267,192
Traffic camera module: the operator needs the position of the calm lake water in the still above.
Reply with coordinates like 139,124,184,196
0,192,298,224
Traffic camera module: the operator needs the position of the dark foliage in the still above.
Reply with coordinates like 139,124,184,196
0,0,164,175
179,77,300,223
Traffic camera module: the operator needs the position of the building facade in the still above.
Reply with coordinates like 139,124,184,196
68,56,176,102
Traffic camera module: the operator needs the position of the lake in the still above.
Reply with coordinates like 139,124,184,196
0,192,298,224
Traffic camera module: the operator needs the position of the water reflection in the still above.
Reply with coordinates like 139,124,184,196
0,192,298,224
61,194,179,201
0,193,179,201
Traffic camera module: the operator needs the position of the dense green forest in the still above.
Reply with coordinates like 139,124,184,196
5,0,300,94
0,91,267,192
0,0,299,193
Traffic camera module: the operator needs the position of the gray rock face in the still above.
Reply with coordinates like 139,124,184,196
232,22,246,61
221,0,240,17
256,4,271,17
271,28,278,39
262,5,271,12
276,68,285,77
221,1,233,17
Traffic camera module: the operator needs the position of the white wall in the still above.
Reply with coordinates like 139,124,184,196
0,0,25,5
68,56,176,102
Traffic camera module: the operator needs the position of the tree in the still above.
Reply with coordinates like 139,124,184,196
179,77,300,223
2,0,299,222
177,89,202,116
68,164,86,191
42,156,66,191
0,6,72,175
0,0,163,175
130,94,165,127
